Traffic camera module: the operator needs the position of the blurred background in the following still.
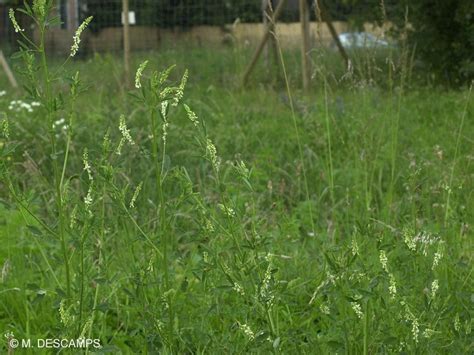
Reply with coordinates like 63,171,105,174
1,0,473,86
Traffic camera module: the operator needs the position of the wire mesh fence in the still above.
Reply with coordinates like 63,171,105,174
1,0,389,56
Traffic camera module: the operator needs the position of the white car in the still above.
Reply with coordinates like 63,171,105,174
332,32,392,49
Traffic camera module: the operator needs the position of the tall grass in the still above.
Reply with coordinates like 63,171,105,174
0,1,473,353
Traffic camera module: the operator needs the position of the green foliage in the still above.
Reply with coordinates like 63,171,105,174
0,2,473,353
403,0,474,84
334,0,474,84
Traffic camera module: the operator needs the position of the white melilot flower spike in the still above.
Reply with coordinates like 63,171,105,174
388,273,397,298
161,100,169,119
431,279,439,298
412,318,419,343
119,115,135,145
84,183,93,217
238,323,255,341
183,104,199,126
351,302,363,319
129,182,143,209
116,114,135,155
172,69,188,106
70,16,93,57
379,250,388,272
82,149,93,181
9,9,24,33
135,60,149,89
206,139,219,171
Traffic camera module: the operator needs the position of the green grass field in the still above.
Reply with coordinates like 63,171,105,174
0,19,473,354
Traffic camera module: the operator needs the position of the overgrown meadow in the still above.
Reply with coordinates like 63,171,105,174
0,3,473,354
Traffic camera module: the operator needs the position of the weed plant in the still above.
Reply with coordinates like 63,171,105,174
0,1,473,353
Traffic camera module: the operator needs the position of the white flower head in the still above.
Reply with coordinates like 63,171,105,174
233,282,245,296
238,323,255,341
70,16,93,57
161,100,169,119
206,138,219,171
351,237,359,256
172,69,188,106
183,104,199,126
351,302,364,319
9,9,24,33
82,148,93,181
412,318,419,343
129,182,143,209
388,273,397,298
431,279,439,298
84,183,93,216
135,60,149,89
116,114,135,155
379,250,388,272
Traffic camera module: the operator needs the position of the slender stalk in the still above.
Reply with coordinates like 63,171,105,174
323,78,335,209
363,300,370,355
444,84,472,226
39,22,71,297
150,106,173,341
273,32,315,235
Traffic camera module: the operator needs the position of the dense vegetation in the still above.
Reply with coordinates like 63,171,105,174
0,2,473,353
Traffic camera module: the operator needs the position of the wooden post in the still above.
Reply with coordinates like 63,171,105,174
317,0,349,65
299,0,311,92
242,0,288,86
262,0,269,66
0,51,18,88
122,0,131,88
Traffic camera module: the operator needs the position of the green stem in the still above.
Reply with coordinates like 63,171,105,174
39,23,71,298
363,300,369,355
274,32,315,236
323,78,335,211
444,85,472,226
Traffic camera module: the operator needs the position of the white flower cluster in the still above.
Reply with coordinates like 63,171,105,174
351,237,359,256
0,90,6,97
129,182,142,209
431,279,439,298
83,149,93,217
135,60,148,89
183,104,199,126
52,117,69,133
218,203,235,218
238,323,255,341
70,16,93,57
379,250,388,272
351,302,364,319
9,9,24,33
403,228,441,256
116,115,135,155
172,70,188,106
206,138,219,171
8,100,40,113
233,282,245,296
